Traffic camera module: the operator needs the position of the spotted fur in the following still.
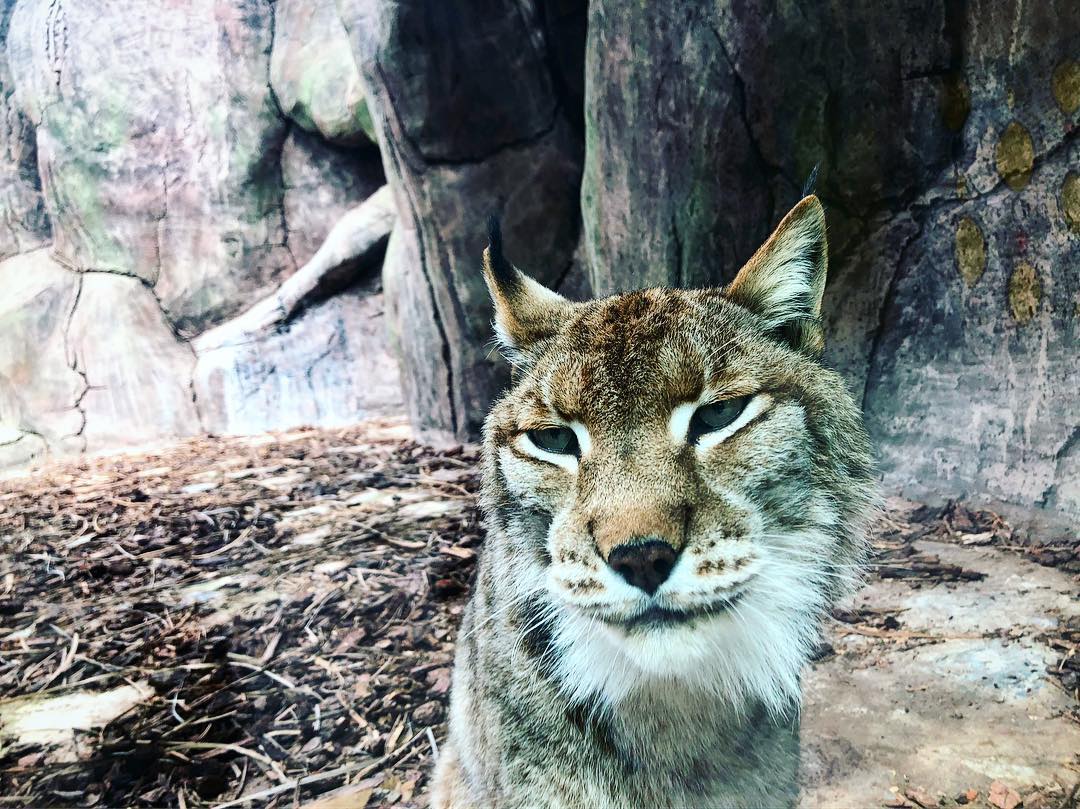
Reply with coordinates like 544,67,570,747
431,196,876,808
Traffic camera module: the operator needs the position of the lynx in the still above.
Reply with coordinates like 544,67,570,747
431,196,876,808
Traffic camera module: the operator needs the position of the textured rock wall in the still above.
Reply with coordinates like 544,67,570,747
575,1,1080,529
340,0,589,440
0,0,48,259
0,0,401,468
0,0,1075,530
336,0,1077,528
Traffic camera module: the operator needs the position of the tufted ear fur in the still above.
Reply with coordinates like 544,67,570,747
482,217,573,357
724,195,828,356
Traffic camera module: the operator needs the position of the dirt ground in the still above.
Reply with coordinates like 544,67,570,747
1,420,1077,808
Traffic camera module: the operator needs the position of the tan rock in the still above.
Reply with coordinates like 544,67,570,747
67,272,200,451
270,0,375,145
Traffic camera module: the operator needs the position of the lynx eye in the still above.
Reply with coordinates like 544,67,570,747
526,426,579,456
688,396,751,443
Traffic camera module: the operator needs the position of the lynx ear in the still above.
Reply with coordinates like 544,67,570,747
725,195,828,355
483,217,572,355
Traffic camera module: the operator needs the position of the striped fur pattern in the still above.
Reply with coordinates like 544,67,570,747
432,196,876,808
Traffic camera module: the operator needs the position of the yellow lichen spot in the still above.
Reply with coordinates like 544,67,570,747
995,121,1035,191
940,74,971,132
1052,60,1080,116
956,174,968,198
1008,262,1041,325
954,217,986,288
1062,171,1080,234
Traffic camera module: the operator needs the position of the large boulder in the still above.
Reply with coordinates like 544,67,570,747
0,250,200,465
67,273,201,450
341,0,588,439
270,0,376,145
0,251,82,466
6,0,294,336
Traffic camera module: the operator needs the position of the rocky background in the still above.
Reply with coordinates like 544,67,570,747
0,0,1077,532
0,0,401,468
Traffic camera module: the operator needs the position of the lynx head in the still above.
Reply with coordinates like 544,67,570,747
479,197,875,715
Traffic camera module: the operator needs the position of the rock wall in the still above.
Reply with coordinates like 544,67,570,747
0,0,1075,531
0,0,48,259
578,0,1078,528
335,0,1078,529
0,0,401,468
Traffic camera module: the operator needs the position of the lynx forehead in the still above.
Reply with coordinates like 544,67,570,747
433,196,876,809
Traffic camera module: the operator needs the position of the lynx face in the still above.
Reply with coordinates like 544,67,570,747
479,197,875,714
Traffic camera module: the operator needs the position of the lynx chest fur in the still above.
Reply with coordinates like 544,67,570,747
432,196,875,808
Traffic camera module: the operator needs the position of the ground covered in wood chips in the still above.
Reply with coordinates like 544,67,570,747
0,421,1077,808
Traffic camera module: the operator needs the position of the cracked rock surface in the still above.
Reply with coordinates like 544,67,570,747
0,0,401,468
6,0,294,335
0,250,82,466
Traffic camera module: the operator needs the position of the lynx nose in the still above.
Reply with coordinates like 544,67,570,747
608,539,678,595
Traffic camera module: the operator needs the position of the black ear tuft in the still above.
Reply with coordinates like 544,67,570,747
802,164,820,198
487,214,502,258
484,214,518,289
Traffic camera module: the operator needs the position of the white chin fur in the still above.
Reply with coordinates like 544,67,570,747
549,551,828,717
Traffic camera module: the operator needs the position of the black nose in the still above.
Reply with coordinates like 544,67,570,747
608,539,678,595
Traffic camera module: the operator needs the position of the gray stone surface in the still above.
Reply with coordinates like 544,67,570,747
0,0,48,260
0,250,82,464
67,272,201,451
271,0,375,145
802,538,1079,806
0,250,200,463
0,0,402,469
0,0,1074,534
579,0,1080,528
193,185,401,435
342,0,588,439
6,0,294,336
194,288,401,436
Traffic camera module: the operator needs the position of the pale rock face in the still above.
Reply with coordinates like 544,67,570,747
0,0,402,468
67,272,201,451
0,250,83,463
270,0,376,145
6,0,294,336
0,251,200,463
193,288,401,436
